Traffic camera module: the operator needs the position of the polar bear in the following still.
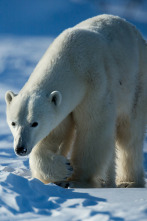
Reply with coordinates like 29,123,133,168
5,14,147,188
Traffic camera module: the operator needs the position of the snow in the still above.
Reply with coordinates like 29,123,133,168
0,1,147,221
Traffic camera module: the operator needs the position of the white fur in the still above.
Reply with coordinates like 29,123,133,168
5,14,147,187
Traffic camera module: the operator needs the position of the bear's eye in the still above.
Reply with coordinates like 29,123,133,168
11,122,16,127
31,122,38,127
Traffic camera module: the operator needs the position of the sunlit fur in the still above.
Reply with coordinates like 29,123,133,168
6,15,147,187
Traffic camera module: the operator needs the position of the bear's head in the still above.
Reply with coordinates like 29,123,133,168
5,90,62,156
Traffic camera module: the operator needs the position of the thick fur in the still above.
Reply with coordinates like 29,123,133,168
5,15,147,188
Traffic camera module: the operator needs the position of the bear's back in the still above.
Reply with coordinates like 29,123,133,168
75,14,143,47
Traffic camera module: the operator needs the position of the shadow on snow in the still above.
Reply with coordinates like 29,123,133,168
0,173,123,220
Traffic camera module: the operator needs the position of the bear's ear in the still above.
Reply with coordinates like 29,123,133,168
5,91,16,105
49,91,62,107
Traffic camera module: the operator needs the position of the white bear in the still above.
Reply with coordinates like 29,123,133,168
5,14,147,188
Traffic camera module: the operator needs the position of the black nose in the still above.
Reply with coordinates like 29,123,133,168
15,147,27,155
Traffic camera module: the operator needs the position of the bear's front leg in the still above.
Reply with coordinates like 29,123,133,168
68,103,116,188
29,147,73,184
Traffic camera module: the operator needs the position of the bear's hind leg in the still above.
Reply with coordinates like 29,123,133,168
116,115,145,188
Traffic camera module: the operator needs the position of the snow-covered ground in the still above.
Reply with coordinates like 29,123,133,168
0,1,147,220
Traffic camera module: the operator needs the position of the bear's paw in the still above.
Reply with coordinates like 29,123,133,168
51,155,73,182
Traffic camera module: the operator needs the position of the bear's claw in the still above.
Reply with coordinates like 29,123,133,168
55,181,70,188
65,161,73,174
66,162,70,165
